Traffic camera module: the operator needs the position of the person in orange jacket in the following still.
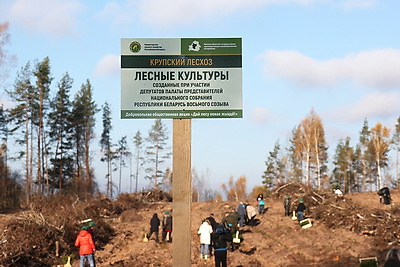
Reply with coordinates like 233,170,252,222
75,225,96,267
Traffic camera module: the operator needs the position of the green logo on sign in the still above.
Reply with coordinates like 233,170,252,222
129,41,141,53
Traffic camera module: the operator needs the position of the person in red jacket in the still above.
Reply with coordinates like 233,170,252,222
75,225,96,267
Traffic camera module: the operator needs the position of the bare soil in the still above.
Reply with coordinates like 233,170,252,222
0,185,399,266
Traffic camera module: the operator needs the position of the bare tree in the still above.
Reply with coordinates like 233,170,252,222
293,110,328,188
221,176,247,201
369,123,390,190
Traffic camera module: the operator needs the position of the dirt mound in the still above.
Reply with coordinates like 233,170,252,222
0,194,124,266
275,183,400,246
0,185,399,266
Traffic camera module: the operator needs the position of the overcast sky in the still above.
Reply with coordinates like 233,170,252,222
1,0,400,194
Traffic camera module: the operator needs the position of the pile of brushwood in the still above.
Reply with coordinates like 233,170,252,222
274,182,400,247
0,190,170,266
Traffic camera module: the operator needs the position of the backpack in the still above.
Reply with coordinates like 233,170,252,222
212,224,228,249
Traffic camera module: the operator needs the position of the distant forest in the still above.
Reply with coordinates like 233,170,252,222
262,109,400,195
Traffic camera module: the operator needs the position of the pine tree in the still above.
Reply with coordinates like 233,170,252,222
33,57,53,194
132,130,144,193
7,62,35,204
71,79,98,196
357,119,371,191
262,141,284,188
332,137,354,193
100,102,115,198
145,119,170,190
116,135,130,195
48,72,74,193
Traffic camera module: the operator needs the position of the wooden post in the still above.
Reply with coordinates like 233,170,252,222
172,118,192,267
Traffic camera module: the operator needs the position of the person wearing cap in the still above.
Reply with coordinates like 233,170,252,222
295,198,306,222
222,212,237,252
284,196,291,216
87,221,96,239
162,211,173,243
75,225,96,267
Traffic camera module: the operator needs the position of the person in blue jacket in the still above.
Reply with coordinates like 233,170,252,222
237,202,246,227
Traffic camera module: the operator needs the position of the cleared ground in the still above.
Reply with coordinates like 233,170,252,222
0,186,398,266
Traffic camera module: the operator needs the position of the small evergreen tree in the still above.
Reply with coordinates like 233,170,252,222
332,137,355,193
145,119,171,190
357,119,371,191
262,141,284,189
116,135,130,195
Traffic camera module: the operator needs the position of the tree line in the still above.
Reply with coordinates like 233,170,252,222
0,52,177,208
262,109,398,194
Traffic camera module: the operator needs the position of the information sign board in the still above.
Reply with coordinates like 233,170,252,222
121,38,242,119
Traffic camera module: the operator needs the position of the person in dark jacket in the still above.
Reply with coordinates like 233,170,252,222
222,212,238,236
205,213,218,256
87,221,96,240
295,198,306,222
379,187,392,205
206,213,219,230
212,225,233,267
162,211,173,243
148,213,160,243
384,248,400,267
86,221,97,266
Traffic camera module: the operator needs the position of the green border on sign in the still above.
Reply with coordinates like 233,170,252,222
121,109,242,119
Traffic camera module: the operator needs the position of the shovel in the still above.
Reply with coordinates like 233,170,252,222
233,231,240,243
80,218,92,224
143,233,148,243
166,231,170,241
64,256,71,267
291,211,297,221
